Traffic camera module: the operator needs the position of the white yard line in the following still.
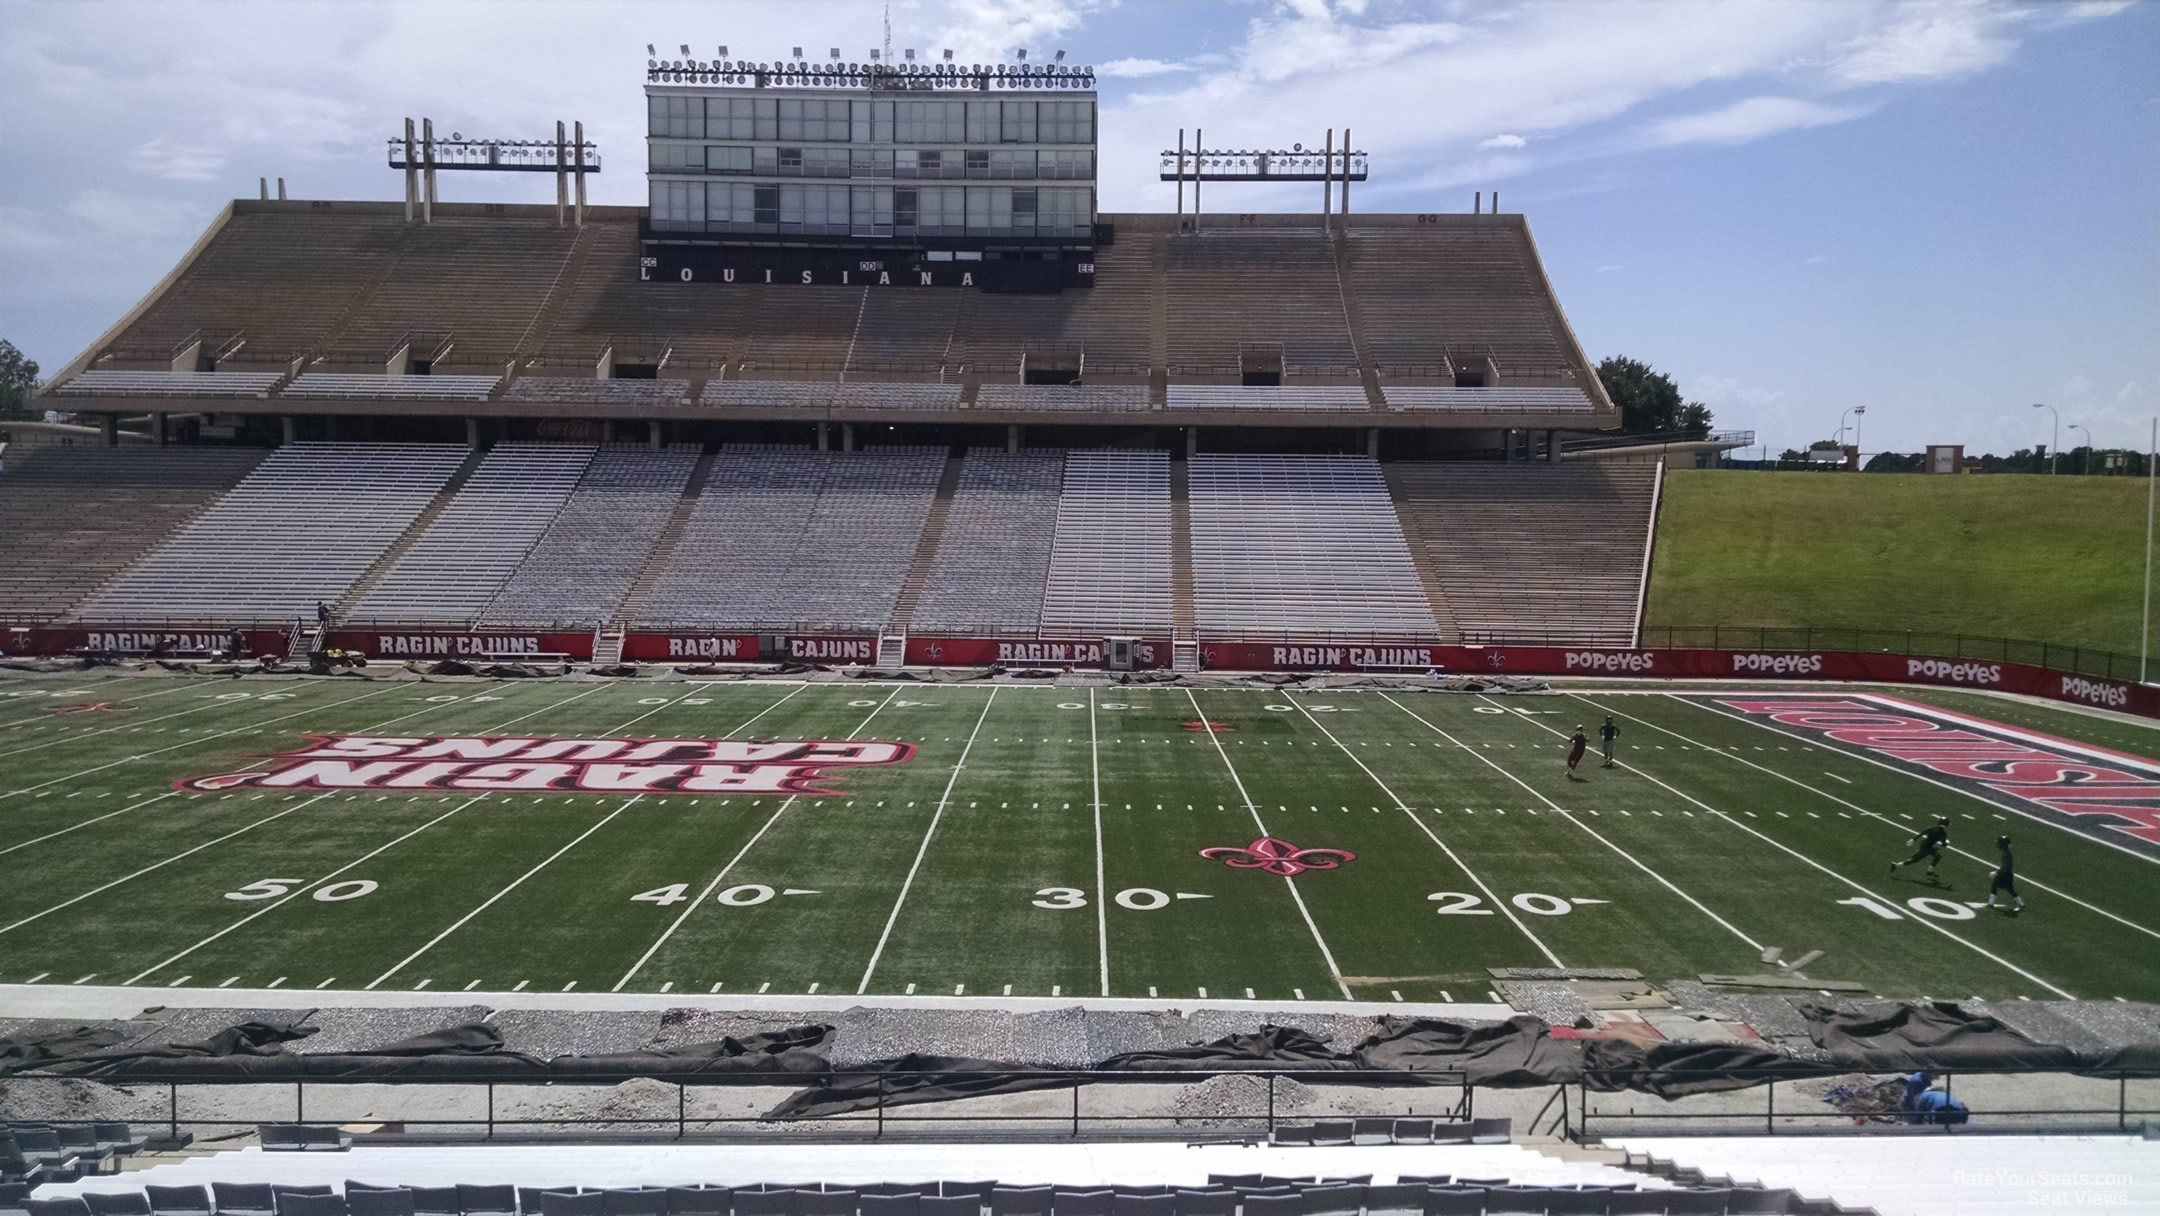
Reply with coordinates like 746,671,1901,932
1185,687,1354,1000
0,678,219,728
124,792,498,984
366,796,645,989
1090,687,1109,998
1610,693,2160,942
364,681,811,991
1525,697,2078,998
1306,696,1568,966
1416,694,1767,955
613,688,903,992
0,686,279,758
1676,691,2160,868
0,683,403,802
0,793,339,936
857,687,1001,994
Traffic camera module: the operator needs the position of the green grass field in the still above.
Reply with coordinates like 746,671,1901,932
1647,470,2153,655
1,675,2157,1006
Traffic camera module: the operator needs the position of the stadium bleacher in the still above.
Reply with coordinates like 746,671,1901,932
1345,225,1568,375
1188,455,1439,639
638,448,945,632
1165,233,1355,373
284,374,501,402
55,372,284,398
973,385,1151,412
1040,450,1173,636
1166,387,1370,412
478,446,702,629
75,443,470,623
342,444,596,626
1383,387,1595,413
0,448,265,622
1388,463,1660,647
912,450,1065,634
502,379,691,408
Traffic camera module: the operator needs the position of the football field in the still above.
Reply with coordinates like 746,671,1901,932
1,675,2156,1006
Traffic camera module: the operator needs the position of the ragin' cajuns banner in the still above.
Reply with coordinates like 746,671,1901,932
179,734,914,796
619,635,877,663
4,626,289,657
1716,695,2160,853
1195,643,2160,719
324,631,597,661
904,637,1171,669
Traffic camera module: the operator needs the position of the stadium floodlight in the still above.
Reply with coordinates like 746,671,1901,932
943,47,953,59
679,43,690,56
1055,49,1066,61
905,47,915,59
646,43,655,55
1017,48,1028,60
718,44,727,57
2033,402,2060,474
792,45,802,58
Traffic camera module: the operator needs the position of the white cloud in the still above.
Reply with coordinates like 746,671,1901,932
1693,374,1788,409
1828,2,2020,85
1640,96,1873,147
1098,57,1190,78
129,136,227,182
1596,264,1624,273
1802,254,1828,264
1478,133,1527,149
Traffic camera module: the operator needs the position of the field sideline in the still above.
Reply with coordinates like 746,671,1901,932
0,675,2156,1007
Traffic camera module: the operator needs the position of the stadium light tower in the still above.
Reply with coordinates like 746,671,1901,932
2068,422,2092,475
2034,402,2060,473
1839,404,1866,456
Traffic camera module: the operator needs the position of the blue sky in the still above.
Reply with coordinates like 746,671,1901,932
2,0,2153,457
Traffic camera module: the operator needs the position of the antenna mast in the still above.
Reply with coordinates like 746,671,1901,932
883,4,893,68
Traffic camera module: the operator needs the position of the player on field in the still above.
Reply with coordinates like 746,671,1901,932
1566,726,1589,778
1891,816,1952,878
1986,834,2025,912
1599,715,1620,768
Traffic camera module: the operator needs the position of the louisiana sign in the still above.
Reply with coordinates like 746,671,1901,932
180,735,913,796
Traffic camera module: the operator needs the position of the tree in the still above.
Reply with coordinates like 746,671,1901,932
1595,356,1713,436
1864,451,1921,473
0,340,37,414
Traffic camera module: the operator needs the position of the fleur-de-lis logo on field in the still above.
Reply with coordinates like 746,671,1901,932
1199,836,1357,877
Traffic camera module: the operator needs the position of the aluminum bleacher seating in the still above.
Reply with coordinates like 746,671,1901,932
1165,234,1354,373
1390,463,1659,647
1166,387,1369,412
283,373,493,403
974,385,1150,412
334,220,578,356
1040,450,1172,636
502,379,690,407
344,445,596,626
56,371,284,398
0,447,265,622
912,450,1064,634
1345,224,1568,374
284,374,500,402
697,383,829,409
478,446,701,629
1188,455,1439,638
76,443,469,623
1384,387,1596,413
830,384,963,411
639,447,944,632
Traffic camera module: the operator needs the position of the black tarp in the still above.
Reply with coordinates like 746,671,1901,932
0,1020,832,1082
1799,1001,2087,1071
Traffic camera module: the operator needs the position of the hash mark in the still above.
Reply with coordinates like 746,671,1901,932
512,980,528,991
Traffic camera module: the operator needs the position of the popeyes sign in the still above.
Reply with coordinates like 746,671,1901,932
180,735,913,796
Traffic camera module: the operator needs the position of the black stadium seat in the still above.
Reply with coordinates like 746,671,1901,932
456,1188,514,1216
83,1196,150,1216
144,1188,212,1216
346,1192,416,1216
537,1196,600,1216
211,1185,274,1216
27,1200,91,1216
278,1197,348,1216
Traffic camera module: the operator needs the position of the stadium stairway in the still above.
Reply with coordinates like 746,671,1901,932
1329,231,1387,408
326,450,487,623
610,447,719,634
516,223,602,353
886,449,967,645
1382,465,1464,642
1170,457,1199,672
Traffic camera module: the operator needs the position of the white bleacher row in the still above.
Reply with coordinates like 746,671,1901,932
56,371,284,398
912,450,1064,633
343,445,597,625
1385,386,1596,412
478,446,702,628
1189,455,1439,638
284,374,500,401
503,379,691,406
77,443,469,622
698,383,962,410
1040,450,1173,635
975,384,1152,412
1167,386,1371,411
639,448,946,631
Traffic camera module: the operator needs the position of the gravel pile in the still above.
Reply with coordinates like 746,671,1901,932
1662,983,1815,1039
826,1007,1016,1069
0,1076,165,1123
1080,1011,1182,1060
295,1007,490,1055
490,1010,659,1059
1165,1073,1325,1125
1011,1008,1094,1067
1495,981,1594,1026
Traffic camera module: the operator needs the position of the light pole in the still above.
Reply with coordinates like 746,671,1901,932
1839,405,1867,467
2033,402,2059,474
2068,423,2092,476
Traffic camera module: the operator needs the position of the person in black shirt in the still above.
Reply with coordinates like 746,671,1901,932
1599,715,1620,768
1986,834,2025,912
1891,816,1951,878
